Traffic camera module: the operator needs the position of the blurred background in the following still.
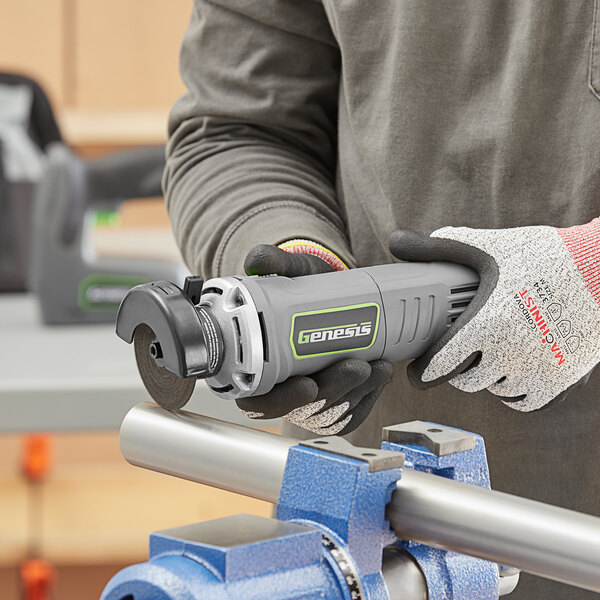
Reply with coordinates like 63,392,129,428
0,2,272,599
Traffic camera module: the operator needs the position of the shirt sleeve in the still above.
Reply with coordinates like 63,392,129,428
163,0,355,278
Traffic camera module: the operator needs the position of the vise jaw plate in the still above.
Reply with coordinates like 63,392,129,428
382,421,476,456
300,436,404,471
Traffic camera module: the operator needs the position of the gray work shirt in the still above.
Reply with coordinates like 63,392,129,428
165,3,600,597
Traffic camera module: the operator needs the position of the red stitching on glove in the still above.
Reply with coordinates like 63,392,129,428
558,218,600,303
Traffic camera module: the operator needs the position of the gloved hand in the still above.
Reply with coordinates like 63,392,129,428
389,219,600,411
237,242,393,435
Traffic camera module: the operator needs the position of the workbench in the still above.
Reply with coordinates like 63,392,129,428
0,293,275,432
0,293,274,573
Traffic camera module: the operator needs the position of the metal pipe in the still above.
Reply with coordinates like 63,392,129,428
381,546,428,600
120,401,292,503
498,567,520,596
120,402,600,593
389,470,600,592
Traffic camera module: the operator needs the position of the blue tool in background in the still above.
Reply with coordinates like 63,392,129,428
100,403,600,599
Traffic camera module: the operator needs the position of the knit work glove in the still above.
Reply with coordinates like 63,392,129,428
389,220,600,411
238,241,393,435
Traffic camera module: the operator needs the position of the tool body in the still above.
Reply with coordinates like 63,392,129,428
116,262,478,406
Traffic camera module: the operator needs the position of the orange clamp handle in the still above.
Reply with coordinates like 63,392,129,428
21,434,52,481
20,558,56,600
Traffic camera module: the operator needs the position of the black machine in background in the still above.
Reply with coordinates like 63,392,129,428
0,72,61,292
0,72,186,323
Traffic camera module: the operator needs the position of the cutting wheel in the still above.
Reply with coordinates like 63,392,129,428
133,323,195,410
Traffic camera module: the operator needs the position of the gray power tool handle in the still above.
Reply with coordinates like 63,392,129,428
58,144,165,245
235,261,478,397
87,145,165,200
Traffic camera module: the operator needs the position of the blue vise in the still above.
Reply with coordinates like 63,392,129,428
101,422,512,600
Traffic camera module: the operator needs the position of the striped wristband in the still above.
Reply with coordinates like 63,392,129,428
278,239,348,271
557,217,600,306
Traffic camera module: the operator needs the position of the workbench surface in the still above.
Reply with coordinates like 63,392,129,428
0,294,271,432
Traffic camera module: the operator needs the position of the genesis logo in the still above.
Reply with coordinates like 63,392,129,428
290,303,380,358
297,322,373,345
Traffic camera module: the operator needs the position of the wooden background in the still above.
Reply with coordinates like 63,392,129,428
0,1,191,144
0,0,195,225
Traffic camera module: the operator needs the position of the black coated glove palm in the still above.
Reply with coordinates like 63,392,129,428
237,245,393,435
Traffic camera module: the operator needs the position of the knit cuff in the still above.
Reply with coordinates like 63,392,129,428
558,218,600,304
214,202,354,276
278,239,349,271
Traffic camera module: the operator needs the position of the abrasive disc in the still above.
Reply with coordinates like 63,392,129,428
133,323,195,410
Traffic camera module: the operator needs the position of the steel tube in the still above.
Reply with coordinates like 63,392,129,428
121,402,600,592
120,402,292,502
381,546,428,600
388,471,600,592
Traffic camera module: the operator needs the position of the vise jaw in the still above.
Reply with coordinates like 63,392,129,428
382,421,519,599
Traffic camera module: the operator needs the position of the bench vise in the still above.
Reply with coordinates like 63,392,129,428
101,403,600,599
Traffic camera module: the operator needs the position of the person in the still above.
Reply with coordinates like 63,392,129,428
163,2,600,598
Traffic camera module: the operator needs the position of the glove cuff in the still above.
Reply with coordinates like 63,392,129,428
558,218,600,304
278,239,348,271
